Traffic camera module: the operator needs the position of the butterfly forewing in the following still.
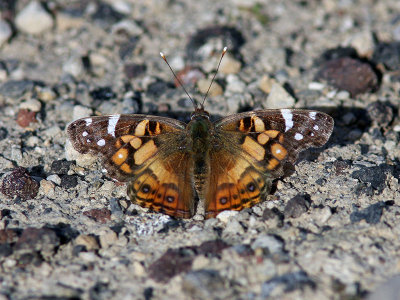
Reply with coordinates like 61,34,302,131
216,109,334,167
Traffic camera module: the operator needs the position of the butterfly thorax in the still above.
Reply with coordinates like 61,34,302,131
187,108,213,154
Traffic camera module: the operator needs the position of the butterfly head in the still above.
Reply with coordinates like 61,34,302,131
191,105,210,120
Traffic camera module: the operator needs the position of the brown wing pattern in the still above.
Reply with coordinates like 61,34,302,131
204,109,333,218
67,114,195,218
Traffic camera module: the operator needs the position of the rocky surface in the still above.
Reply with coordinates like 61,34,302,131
1,0,400,299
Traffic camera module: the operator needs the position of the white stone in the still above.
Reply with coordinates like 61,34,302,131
265,83,295,109
112,19,143,36
216,210,238,223
111,1,132,14
72,105,93,121
169,56,185,70
99,230,118,249
26,136,40,147
15,1,54,35
344,31,374,57
63,55,84,77
0,19,12,47
219,53,242,74
46,174,61,185
19,98,42,112
226,74,246,93
251,234,283,253
308,81,325,90
65,139,97,167
197,78,223,96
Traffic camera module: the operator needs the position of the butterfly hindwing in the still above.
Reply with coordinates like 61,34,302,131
67,114,195,218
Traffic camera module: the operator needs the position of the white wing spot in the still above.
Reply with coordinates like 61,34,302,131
85,118,92,126
294,133,304,140
309,112,317,120
281,109,293,132
86,139,91,143
97,139,106,146
275,148,281,154
311,133,315,137
118,153,124,159
107,114,120,137
82,131,88,137
313,125,319,130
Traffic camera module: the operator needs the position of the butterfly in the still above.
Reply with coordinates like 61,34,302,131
67,50,334,219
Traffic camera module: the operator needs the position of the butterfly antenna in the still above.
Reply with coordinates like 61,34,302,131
201,46,227,107
160,52,197,110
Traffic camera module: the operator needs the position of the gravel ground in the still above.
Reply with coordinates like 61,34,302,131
1,0,400,299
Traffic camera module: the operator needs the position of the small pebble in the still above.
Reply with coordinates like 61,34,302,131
39,180,55,196
15,1,54,35
219,53,242,74
111,1,132,14
366,101,393,127
112,19,143,36
1,167,39,200
175,67,204,88
26,136,40,147
72,105,93,121
169,56,185,70
197,78,223,96
0,80,34,98
51,159,72,175
46,174,61,185
182,270,227,299
17,109,37,128
36,87,57,102
284,194,311,219
0,19,12,47
60,175,78,189
65,140,97,167
75,234,100,251
124,63,147,79
226,74,246,93
308,81,325,90
316,57,379,96
259,75,276,94
19,99,42,112
372,42,400,71
216,210,239,223
99,230,118,249
265,83,295,109
223,218,245,235
63,55,84,78
346,31,374,57
251,234,284,253
83,208,111,224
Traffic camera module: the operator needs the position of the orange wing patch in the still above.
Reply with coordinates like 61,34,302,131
204,148,270,219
